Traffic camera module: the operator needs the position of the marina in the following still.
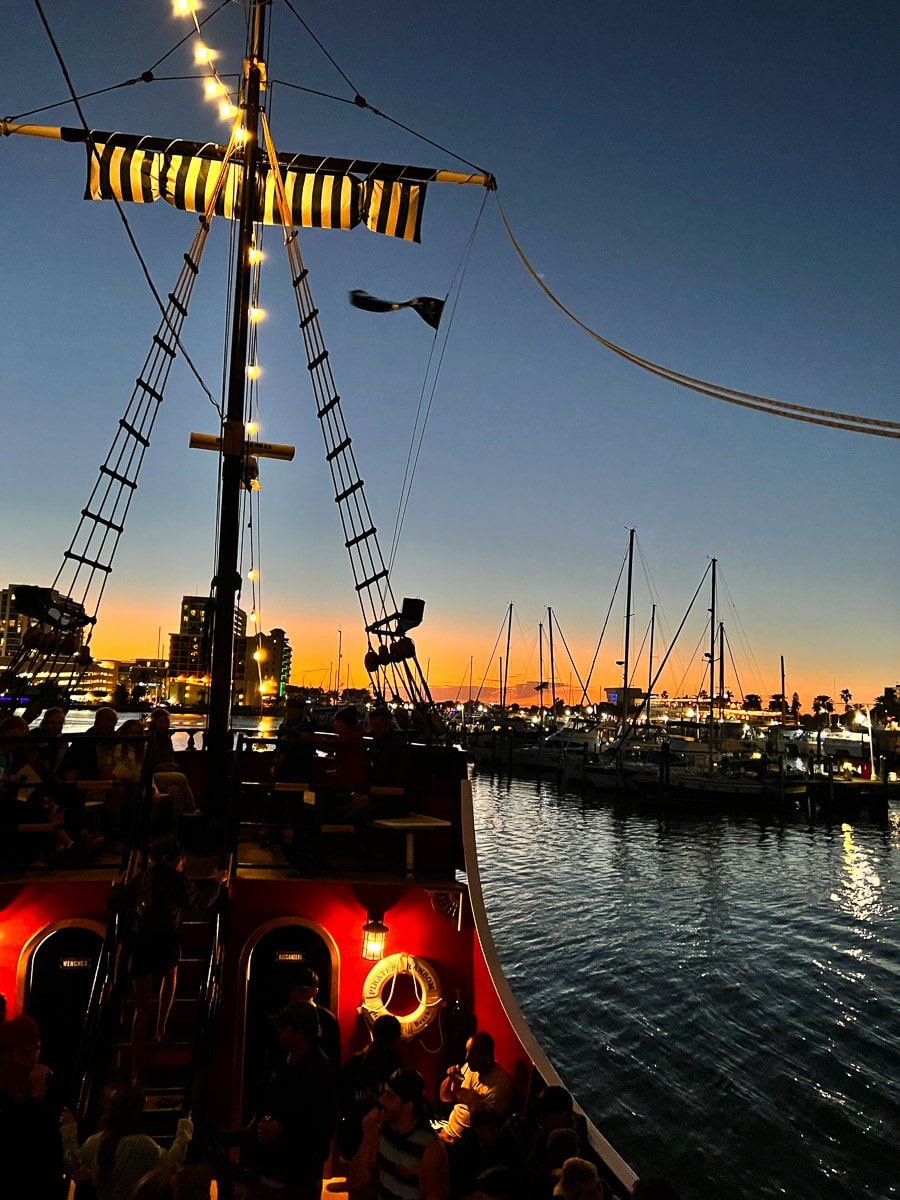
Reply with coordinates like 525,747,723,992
0,3,897,1199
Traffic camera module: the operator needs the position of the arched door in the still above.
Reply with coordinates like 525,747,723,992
241,922,336,1124
25,924,104,1094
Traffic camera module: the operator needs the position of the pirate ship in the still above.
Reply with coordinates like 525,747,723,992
0,2,636,1194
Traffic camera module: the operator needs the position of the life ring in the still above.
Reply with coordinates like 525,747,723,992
359,952,443,1040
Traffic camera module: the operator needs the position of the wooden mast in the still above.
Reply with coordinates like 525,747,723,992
206,0,270,801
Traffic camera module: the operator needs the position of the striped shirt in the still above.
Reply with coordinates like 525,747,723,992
377,1119,436,1200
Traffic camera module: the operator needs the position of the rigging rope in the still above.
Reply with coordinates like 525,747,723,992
30,0,220,414
495,197,900,440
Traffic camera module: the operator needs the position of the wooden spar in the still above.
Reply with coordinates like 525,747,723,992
0,120,495,189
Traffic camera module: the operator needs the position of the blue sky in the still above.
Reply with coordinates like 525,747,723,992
1,1,897,704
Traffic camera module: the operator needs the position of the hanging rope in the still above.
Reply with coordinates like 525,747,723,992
495,196,900,440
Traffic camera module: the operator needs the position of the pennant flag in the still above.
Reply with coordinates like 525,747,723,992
349,289,445,329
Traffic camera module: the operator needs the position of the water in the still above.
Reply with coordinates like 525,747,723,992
471,772,899,1200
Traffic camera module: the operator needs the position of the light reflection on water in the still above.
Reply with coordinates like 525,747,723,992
471,773,899,1200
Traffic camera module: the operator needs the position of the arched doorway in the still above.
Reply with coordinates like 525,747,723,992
23,922,105,1094
240,920,338,1124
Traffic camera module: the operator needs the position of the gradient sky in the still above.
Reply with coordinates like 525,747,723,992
1,1,897,707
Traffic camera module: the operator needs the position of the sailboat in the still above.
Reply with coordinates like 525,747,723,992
0,3,638,1197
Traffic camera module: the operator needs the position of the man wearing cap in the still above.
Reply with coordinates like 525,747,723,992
252,1000,339,1199
0,1015,66,1198
348,1067,448,1200
284,967,341,1071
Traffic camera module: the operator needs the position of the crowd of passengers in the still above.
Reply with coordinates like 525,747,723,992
0,700,422,869
0,979,683,1200
0,706,200,865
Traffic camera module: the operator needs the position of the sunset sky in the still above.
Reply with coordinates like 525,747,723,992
1,1,897,708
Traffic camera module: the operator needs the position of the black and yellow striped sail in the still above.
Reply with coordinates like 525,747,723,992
85,130,428,240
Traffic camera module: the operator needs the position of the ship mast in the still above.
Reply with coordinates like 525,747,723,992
206,0,270,790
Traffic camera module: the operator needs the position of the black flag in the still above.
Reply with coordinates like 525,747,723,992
349,289,445,330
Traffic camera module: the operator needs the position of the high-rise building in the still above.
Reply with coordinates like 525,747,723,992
234,626,292,708
167,595,250,706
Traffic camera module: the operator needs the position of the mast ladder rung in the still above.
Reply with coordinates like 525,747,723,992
292,268,308,287
152,334,177,359
334,480,364,502
345,527,376,549
118,417,150,447
136,379,164,403
183,252,199,275
62,550,112,573
326,437,351,462
317,395,341,418
307,350,328,371
167,292,188,318
298,308,319,329
99,465,138,489
80,509,124,533
355,570,388,592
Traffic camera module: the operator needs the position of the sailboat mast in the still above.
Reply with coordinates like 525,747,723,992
621,528,634,725
718,621,725,720
538,621,544,728
548,606,557,715
708,557,717,770
647,602,655,724
207,1,269,769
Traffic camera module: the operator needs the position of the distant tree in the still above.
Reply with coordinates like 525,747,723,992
840,688,852,711
768,693,785,713
872,687,899,722
790,692,801,721
743,694,762,711
812,695,835,727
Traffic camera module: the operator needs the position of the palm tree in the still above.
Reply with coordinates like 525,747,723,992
812,694,834,728
840,688,852,712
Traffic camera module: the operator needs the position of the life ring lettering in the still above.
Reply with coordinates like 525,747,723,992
360,952,442,1040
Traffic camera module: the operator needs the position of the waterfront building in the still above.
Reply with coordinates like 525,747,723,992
234,626,292,708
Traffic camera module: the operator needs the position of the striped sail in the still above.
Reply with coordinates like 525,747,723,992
86,138,424,241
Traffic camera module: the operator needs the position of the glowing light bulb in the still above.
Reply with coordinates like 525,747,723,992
172,0,197,16
248,247,263,263
249,307,264,322
246,363,260,379
194,43,214,65
247,569,257,581
204,79,221,99
219,100,238,120
246,421,257,435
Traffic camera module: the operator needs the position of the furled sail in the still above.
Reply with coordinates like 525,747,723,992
85,131,425,240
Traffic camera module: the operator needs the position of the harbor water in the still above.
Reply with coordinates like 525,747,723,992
471,771,899,1200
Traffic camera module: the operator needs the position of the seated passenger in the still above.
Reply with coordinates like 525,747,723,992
341,707,411,828
273,697,315,784
63,706,119,781
439,1032,515,1144
146,709,199,820
0,714,93,862
552,1157,606,1200
448,1106,520,1199
323,705,368,795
